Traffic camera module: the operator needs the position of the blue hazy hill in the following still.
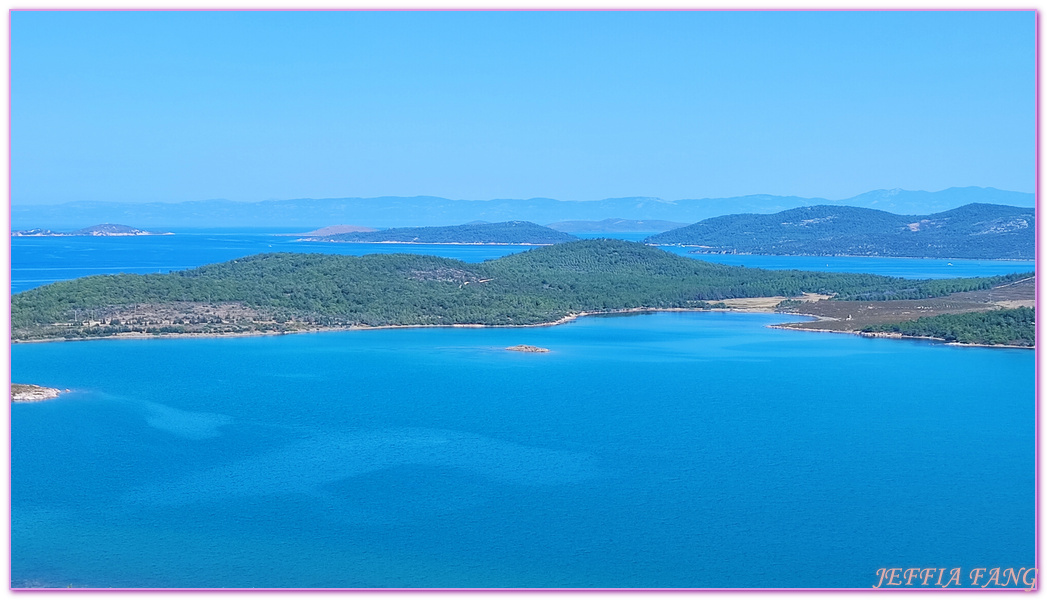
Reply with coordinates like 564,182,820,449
11,187,1034,230
645,203,1034,259
308,221,577,245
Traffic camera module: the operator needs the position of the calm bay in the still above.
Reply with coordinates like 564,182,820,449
11,311,1033,588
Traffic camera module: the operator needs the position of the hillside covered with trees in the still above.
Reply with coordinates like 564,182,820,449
862,307,1034,346
11,240,1031,341
645,203,1034,259
304,221,576,244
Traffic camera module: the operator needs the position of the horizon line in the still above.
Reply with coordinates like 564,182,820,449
8,185,1036,208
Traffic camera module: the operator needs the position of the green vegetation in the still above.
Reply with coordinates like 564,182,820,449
861,307,1035,346
646,203,1034,259
310,221,577,244
11,239,1032,340
830,276,1028,302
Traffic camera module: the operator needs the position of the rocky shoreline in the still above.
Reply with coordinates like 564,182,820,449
10,294,1033,349
11,384,68,403
768,323,1034,349
506,344,550,353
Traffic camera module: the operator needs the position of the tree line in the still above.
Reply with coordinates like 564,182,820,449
862,307,1034,346
12,239,1033,339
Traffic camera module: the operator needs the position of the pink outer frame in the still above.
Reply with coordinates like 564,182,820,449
6,4,1038,590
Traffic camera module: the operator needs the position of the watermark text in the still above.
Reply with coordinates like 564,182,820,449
873,567,1036,590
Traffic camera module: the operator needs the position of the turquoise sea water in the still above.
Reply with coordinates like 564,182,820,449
11,231,1035,293
11,312,1034,588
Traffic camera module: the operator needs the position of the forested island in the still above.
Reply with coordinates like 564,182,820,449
11,240,1032,343
645,203,1033,259
299,221,576,245
861,307,1034,346
12,224,170,237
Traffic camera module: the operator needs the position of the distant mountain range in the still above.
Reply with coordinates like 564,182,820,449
301,221,576,245
10,187,1033,230
282,225,378,237
546,219,689,233
645,203,1034,260
11,223,170,237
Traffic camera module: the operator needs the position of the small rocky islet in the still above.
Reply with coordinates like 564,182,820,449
505,344,550,353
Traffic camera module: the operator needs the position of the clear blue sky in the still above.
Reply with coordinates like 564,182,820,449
11,10,1035,205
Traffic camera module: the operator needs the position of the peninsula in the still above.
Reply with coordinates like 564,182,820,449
645,203,1034,260
11,240,1032,345
773,276,1035,346
861,307,1034,346
298,221,576,245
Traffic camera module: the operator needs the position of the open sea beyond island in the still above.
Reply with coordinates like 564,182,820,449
10,231,1035,588
10,230,1037,293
